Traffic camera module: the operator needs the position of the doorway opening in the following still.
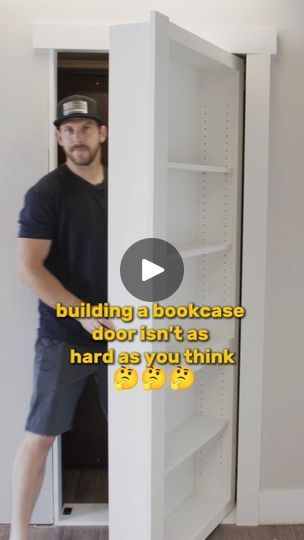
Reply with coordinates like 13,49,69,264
57,51,109,521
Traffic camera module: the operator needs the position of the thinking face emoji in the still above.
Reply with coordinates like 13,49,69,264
142,366,166,390
114,366,138,390
170,366,195,390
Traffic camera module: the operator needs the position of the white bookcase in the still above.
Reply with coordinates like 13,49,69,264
108,11,243,540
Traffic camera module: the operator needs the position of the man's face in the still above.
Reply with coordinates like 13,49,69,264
56,117,107,166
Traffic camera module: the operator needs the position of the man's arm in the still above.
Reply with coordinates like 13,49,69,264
17,238,114,332
17,237,82,309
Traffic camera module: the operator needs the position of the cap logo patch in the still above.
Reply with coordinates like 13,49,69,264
63,100,88,116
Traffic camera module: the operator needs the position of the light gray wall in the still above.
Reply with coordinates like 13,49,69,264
260,6,304,488
1,0,302,514
0,23,50,517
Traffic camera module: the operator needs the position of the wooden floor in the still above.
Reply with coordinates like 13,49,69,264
3,471,304,539
1,524,304,539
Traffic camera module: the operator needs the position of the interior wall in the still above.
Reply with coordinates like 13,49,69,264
1,0,303,517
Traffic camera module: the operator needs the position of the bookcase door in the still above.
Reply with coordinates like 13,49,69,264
108,11,244,540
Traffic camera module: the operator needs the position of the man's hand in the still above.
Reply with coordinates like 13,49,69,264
77,316,116,335
17,239,116,335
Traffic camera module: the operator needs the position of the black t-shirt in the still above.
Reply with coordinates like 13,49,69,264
18,163,107,345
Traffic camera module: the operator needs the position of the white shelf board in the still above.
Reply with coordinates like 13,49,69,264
166,336,236,372
57,503,108,526
165,414,227,474
177,242,232,259
168,161,232,174
164,493,232,540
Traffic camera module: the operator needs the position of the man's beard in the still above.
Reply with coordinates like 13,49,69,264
67,143,100,166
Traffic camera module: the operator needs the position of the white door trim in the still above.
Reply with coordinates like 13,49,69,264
33,23,111,50
33,21,277,54
236,53,272,525
34,17,276,526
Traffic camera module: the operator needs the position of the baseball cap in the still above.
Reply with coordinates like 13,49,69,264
53,95,104,127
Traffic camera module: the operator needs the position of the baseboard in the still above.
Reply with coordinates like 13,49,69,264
221,507,236,524
259,489,304,524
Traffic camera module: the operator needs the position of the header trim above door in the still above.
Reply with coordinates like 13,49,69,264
33,20,276,55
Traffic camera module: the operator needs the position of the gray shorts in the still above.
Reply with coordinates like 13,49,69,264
25,337,108,437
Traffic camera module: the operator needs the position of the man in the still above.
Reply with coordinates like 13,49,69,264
10,95,112,540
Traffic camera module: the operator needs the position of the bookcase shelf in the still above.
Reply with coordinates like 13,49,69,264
177,242,232,259
168,161,233,174
164,492,232,540
163,32,243,534
165,414,227,475
166,336,236,373
107,12,244,540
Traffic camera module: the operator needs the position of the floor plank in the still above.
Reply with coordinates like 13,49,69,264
1,524,304,539
0,525,109,539
207,524,304,539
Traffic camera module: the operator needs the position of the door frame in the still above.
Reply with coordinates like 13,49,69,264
33,14,276,526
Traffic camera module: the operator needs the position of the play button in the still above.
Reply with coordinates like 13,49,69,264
142,259,164,282
120,238,184,301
